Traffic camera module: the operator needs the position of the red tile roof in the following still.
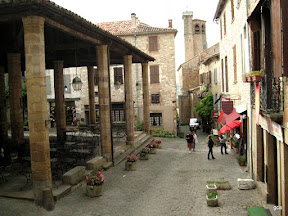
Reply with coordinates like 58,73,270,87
97,20,177,35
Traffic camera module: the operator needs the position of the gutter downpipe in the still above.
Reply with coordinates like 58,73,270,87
246,0,254,179
107,42,114,166
134,34,139,122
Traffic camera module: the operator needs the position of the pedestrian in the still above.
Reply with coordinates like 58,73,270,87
219,134,228,155
185,131,194,154
192,130,198,151
208,136,215,160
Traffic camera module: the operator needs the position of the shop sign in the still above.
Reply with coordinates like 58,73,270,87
221,101,233,114
259,115,283,142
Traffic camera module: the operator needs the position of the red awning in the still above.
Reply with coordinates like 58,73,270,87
219,120,242,134
217,108,240,125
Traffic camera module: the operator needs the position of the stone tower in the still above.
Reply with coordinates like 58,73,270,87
182,11,207,61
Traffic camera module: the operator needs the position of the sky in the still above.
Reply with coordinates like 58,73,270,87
52,0,220,77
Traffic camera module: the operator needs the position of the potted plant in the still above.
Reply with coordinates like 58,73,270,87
250,69,263,82
147,141,157,154
125,155,138,171
206,191,218,207
206,184,217,193
86,171,105,197
140,147,150,160
242,73,249,82
237,156,246,166
155,138,162,149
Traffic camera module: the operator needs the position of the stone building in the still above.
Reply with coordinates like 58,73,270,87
214,0,288,215
97,14,178,133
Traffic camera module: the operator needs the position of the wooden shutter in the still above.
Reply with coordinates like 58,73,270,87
231,0,234,21
233,45,237,83
221,59,224,92
149,36,158,51
150,65,159,83
114,67,123,84
208,71,211,84
220,18,222,40
223,13,226,35
225,56,229,92
214,68,217,84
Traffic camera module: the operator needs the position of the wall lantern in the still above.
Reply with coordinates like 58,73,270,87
72,76,82,91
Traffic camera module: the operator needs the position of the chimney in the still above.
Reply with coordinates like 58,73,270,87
168,19,172,28
131,13,137,28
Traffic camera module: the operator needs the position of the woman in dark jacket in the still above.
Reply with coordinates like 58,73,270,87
208,136,215,160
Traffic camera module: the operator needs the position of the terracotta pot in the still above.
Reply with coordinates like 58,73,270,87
86,184,103,197
238,162,246,166
125,161,137,171
247,76,253,82
252,75,262,82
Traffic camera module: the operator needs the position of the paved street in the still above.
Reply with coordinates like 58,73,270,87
1,128,272,216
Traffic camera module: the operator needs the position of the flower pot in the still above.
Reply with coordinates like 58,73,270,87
206,195,218,207
125,161,137,171
140,152,149,160
206,184,217,193
252,75,262,82
86,184,103,197
149,148,157,154
156,143,162,149
247,76,253,82
238,162,245,166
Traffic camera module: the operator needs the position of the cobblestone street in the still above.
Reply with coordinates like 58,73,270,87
1,128,272,216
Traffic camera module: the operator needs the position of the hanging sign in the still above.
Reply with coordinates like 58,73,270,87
222,101,233,114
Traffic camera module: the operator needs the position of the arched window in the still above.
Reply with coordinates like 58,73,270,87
202,25,205,33
195,25,200,34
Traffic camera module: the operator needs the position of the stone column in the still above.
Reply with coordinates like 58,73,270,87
264,130,277,204
0,66,8,142
141,62,150,134
88,66,96,125
54,60,66,143
7,53,24,147
23,16,53,208
96,45,112,161
124,55,134,146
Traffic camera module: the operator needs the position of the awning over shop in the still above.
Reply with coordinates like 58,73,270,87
236,104,247,114
219,120,242,134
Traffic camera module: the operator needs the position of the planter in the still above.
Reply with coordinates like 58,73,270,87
140,152,149,160
156,143,162,149
238,162,246,166
86,184,103,197
252,75,262,82
149,148,157,154
125,161,137,171
247,76,253,82
206,184,217,193
206,195,218,207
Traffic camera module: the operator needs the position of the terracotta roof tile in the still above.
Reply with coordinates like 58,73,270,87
97,20,177,35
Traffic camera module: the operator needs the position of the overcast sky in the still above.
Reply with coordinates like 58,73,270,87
52,0,220,75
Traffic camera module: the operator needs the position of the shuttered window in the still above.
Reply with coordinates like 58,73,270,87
150,113,162,126
220,18,223,40
195,25,200,34
149,36,158,51
231,0,235,22
223,13,226,35
208,71,211,84
46,76,51,94
150,65,159,84
225,56,229,92
114,67,123,85
151,94,160,104
233,45,237,83
221,59,224,92
64,75,71,93
94,68,98,85
214,68,217,84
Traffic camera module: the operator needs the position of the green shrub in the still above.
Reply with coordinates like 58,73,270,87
237,156,246,163
134,121,144,131
151,129,176,138
206,191,217,199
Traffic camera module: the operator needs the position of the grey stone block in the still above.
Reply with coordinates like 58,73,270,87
86,156,106,170
237,178,256,190
62,166,85,185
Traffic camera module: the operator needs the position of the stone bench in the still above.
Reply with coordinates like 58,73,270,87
237,178,256,190
86,156,106,171
62,166,85,185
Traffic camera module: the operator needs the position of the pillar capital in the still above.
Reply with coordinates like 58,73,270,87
22,16,45,26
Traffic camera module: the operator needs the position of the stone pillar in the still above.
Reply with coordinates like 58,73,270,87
264,130,277,204
7,53,24,147
54,60,66,143
96,45,112,161
88,66,96,125
22,16,53,207
124,55,134,146
141,62,150,134
0,66,8,142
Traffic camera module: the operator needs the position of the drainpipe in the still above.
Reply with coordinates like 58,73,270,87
246,0,254,179
134,34,139,122
107,42,114,166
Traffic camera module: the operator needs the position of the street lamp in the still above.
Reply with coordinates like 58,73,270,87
72,76,82,91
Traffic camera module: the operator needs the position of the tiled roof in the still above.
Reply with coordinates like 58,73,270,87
97,20,177,35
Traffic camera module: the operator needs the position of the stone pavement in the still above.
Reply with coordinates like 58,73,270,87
1,127,276,216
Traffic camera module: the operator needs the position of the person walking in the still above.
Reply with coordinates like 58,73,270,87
192,130,198,152
219,134,228,155
208,136,215,160
185,131,194,154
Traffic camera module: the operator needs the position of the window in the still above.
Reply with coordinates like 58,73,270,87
150,113,162,126
151,94,160,104
200,73,204,84
46,76,51,94
150,65,159,84
221,59,224,92
195,25,200,34
202,25,205,34
95,92,98,97
112,104,125,122
64,75,71,93
225,56,229,92
214,68,218,84
231,0,235,22
208,71,211,84
223,13,226,35
149,36,158,51
94,69,98,85
233,45,237,83
114,67,123,85
220,18,223,40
